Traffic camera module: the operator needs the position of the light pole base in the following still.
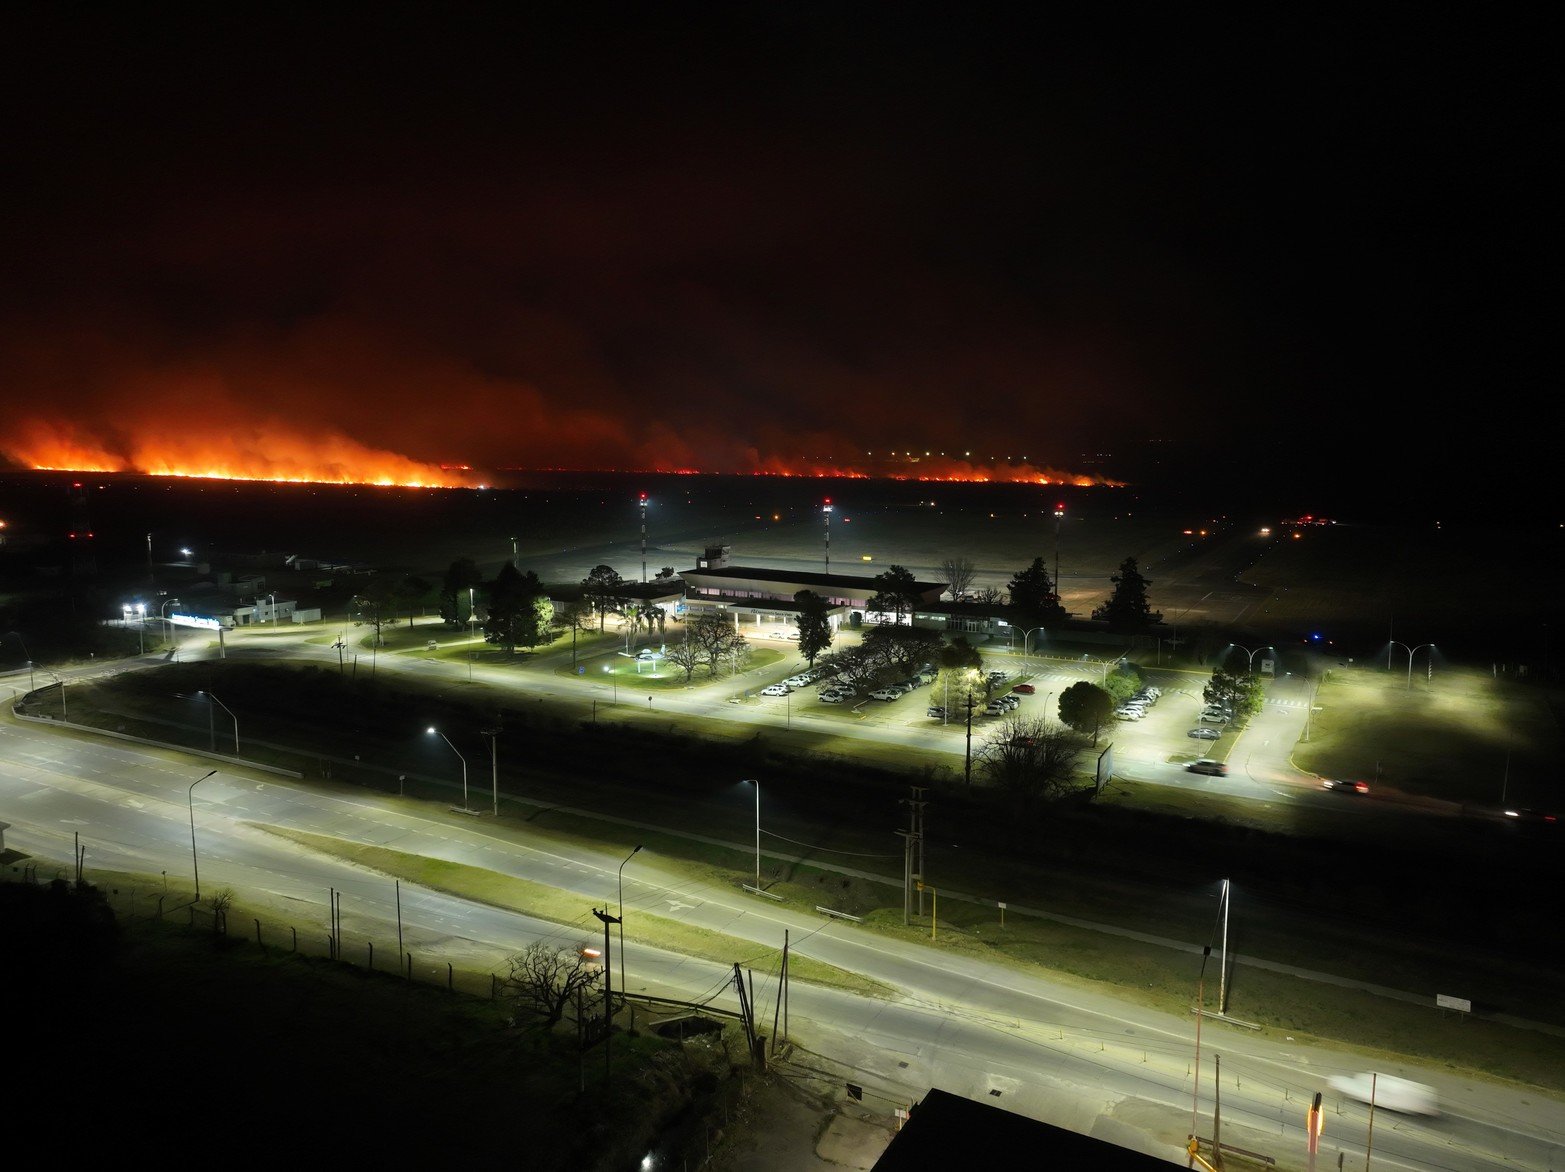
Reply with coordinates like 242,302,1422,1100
449,806,484,817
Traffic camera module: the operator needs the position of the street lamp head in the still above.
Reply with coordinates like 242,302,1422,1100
426,726,437,735
633,844,644,855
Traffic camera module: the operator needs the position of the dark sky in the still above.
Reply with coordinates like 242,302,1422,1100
0,7,1551,512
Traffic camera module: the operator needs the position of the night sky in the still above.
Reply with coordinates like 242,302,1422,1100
0,8,1550,515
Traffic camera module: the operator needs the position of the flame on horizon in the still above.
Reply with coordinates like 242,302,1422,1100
4,419,1120,489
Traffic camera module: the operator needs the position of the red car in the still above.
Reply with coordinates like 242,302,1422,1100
1011,684,1036,694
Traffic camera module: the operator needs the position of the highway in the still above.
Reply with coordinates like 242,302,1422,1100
3,699,1562,1170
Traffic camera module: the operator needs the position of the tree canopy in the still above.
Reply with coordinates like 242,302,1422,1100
1007,557,1068,632
794,590,833,664
868,565,921,625
1091,557,1162,634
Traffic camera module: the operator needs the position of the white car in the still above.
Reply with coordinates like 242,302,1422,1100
785,675,811,688
819,693,847,704
869,688,902,702
760,684,791,697
1200,710,1230,724
1113,708,1143,720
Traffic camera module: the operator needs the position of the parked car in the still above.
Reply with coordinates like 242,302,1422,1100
926,705,947,718
1322,778,1370,794
1011,683,1036,695
1187,759,1228,776
869,688,902,702
820,693,847,704
1200,709,1230,724
1113,708,1142,721
784,675,811,688
999,695,1020,710
1188,727,1221,740
760,684,791,697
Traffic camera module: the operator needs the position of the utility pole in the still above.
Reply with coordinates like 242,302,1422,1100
592,907,620,1085
894,829,917,925
901,787,928,916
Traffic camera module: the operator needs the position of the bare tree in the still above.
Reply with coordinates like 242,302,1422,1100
499,940,602,1028
976,716,1085,810
207,887,234,935
939,557,977,600
664,632,701,683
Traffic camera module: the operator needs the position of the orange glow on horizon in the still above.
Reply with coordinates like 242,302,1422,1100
6,421,1121,490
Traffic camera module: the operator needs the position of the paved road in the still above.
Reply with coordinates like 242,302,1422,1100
3,711,1561,1170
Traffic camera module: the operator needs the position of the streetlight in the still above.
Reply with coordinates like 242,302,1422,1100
426,727,471,812
122,604,145,654
199,690,239,754
188,769,218,902
267,592,278,627
481,725,501,815
1083,653,1119,683
468,586,479,682
617,844,642,1008
1388,641,1435,688
1016,626,1043,668
1226,643,1273,674
744,779,761,890
4,631,35,691
160,597,182,648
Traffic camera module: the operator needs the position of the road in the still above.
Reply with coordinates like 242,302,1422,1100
3,707,1561,1170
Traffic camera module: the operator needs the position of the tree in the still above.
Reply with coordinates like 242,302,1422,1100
1058,680,1114,744
581,564,630,632
206,887,235,935
438,558,484,629
486,567,550,653
939,557,977,600
937,637,985,788
976,717,1084,812
862,623,942,676
664,633,701,683
868,565,921,625
794,590,833,664
350,572,403,646
499,940,602,1028
1007,557,1068,630
687,611,747,677
1205,660,1261,717
1091,557,1162,634
552,599,594,670
395,575,431,628
973,586,1005,608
